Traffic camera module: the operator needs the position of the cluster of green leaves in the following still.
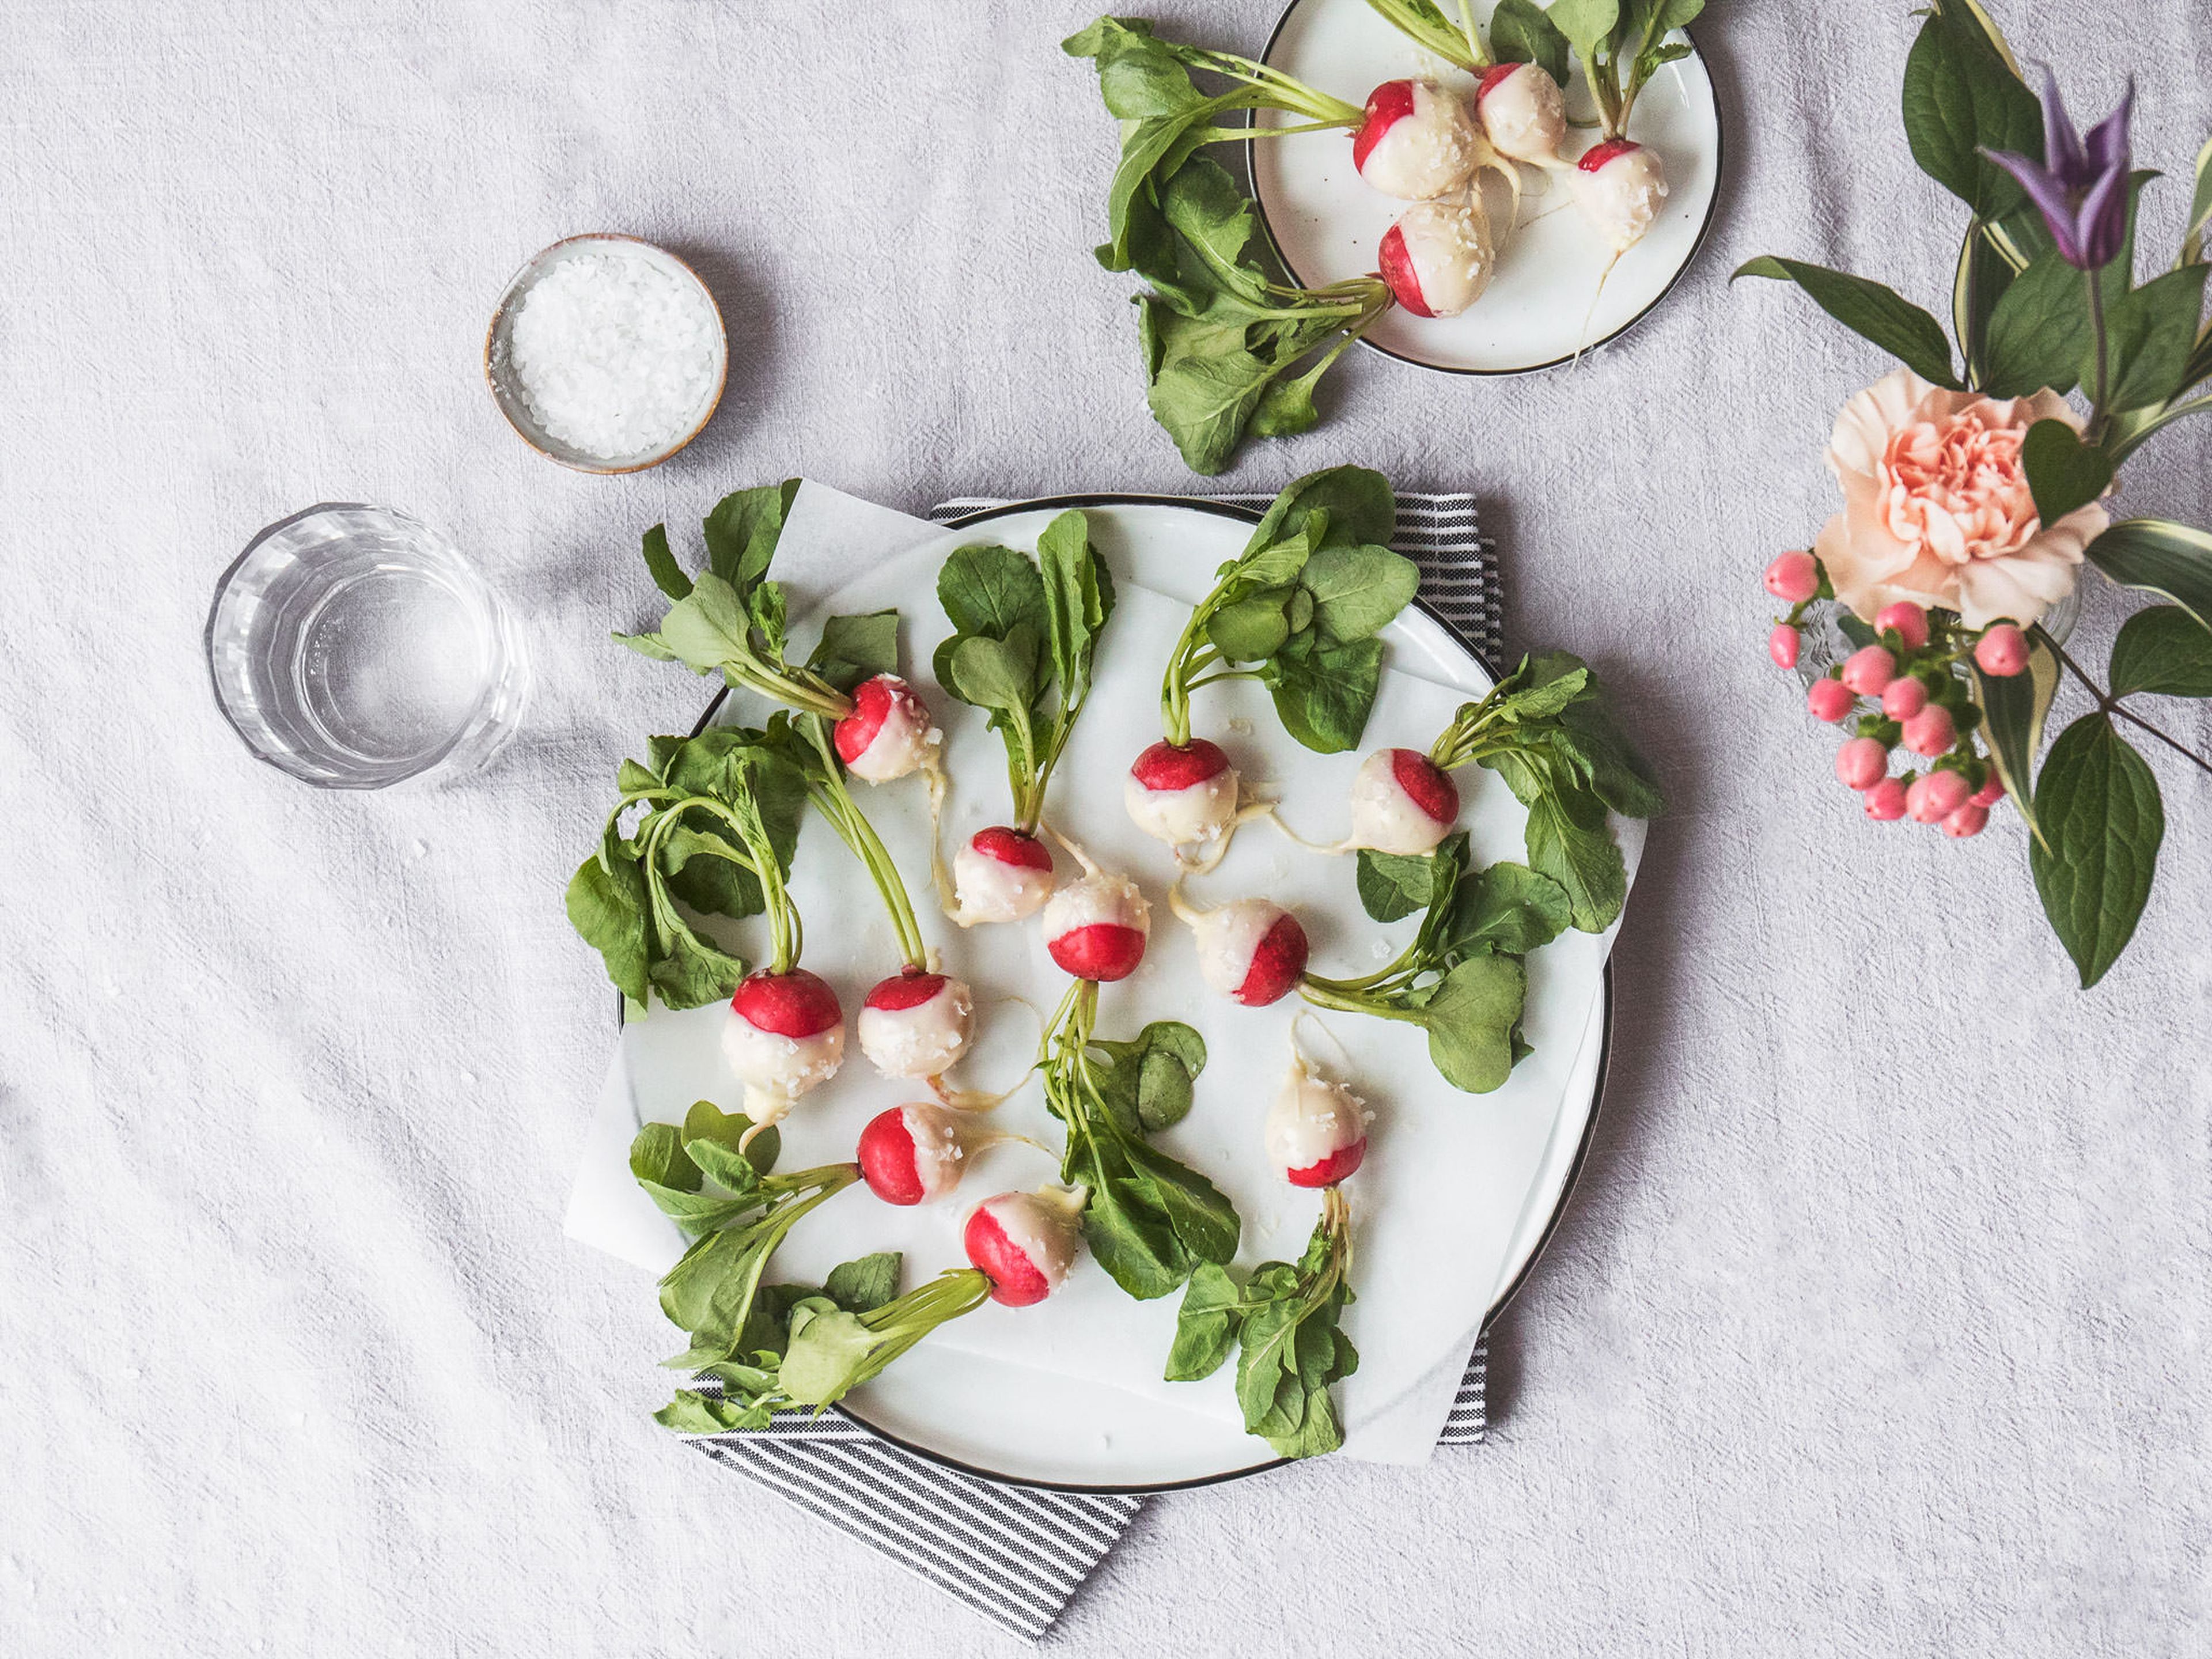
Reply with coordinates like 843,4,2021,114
1039,982,1240,1301
1544,0,1700,139
1427,651,1665,932
1308,831,1567,1092
1161,467,1420,753
934,509,1115,831
565,731,808,1012
1166,1188,1358,1459
631,1101,885,1433
1065,20,1395,475
1736,0,2212,987
615,478,901,718
774,1266,995,1410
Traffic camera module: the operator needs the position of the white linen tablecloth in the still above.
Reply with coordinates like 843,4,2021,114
3,2,2209,1654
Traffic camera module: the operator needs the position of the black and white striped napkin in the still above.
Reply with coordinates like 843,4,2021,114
679,492,1501,1643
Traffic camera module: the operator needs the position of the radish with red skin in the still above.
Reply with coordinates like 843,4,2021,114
832,673,937,783
1573,138,1670,254
1347,747,1460,855
1125,737,1241,849
1043,869,1151,982
856,1101,1039,1206
1351,78,1482,200
952,825,1056,923
1378,194,1498,320
856,968,975,1080
1267,1054,1370,1188
964,1186,1088,1306
1171,889,1309,1007
1475,60,1567,164
723,967,846,1130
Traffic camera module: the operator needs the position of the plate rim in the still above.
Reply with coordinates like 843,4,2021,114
1247,0,1726,377
627,490,1613,1494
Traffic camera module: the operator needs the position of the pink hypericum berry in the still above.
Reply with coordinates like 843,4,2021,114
1881,677,1929,720
1840,645,1896,697
1969,774,2006,808
1862,778,1909,821
1942,804,1990,839
1806,679,1854,723
1974,624,2030,677
1907,771,1973,824
1835,737,1888,791
1764,551,1819,604
1902,704,1957,756
1875,601,1931,650
1768,623,1801,669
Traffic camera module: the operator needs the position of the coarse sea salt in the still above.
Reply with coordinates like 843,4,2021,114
508,248,717,461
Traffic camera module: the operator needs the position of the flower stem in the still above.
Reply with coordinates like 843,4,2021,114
2047,636,2212,779
2085,269,2113,446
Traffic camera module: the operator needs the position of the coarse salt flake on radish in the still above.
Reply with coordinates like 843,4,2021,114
1188,899,1309,1007
952,827,1056,924
1573,139,1669,254
858,1102,977,1206
1042,869,1150,982
1125,738,1240,847
856,968,975,1080
722,968,846,1124
963,1186,1087,1306
833,673,937,783
1351,78,1480,201
1378,195,1498,320
1347,747,1460,855
1266,1058,1370,1188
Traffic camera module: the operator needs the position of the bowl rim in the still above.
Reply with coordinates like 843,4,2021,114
482,232,730,475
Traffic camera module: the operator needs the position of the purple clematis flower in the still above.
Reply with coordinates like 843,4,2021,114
1982,71,2134,270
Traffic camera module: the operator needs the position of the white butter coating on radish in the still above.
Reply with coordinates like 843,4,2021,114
835,675,937,783
1382,196,1497,319
1355,79,1480,201
1347,748,1458,855
857,974,975,1079
1476,62,1567,164
952,831,1056,923
721,1021,846,1120
1190,899,1286,998
1574,140,1669,253
1266,1060,1370,1184
1124,768,1238,846
972,1188,1082,1298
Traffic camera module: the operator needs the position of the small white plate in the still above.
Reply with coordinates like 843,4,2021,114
483,233,728,474
1251,0,1722,374
604,494,1625,1492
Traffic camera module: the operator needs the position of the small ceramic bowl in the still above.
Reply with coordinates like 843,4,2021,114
483,233,728,474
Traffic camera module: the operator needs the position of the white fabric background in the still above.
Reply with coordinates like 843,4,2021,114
4,1,2210,1652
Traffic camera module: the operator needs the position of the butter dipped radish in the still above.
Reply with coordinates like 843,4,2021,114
1475,60,1567,163
857,969,975,1081
1041,841,1152,983
1169,889,1309,1007
1267,1047,1371,1187
952,825,1057,924
1347,747,1460,854
1351,78,1485,200
963,1185,1089,1306
724,967,846,1136
857,1102,1040,1206
1377,194,1498,319
1125,737,1241,851
833,673,938,783
1573,138,1669,255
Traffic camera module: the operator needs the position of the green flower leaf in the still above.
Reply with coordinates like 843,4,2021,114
2020,420,2113,527
1980,246,2090,398
2109,607,2212,699
2084,520,2212,633
2101,265,2211,414
2028,714,2165,988
1733,257,1961,388
1355,847,1440,923
1899,6,2041,221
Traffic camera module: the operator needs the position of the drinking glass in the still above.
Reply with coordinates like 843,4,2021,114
206,504,529,788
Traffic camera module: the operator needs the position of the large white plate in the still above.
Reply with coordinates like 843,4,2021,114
1251,0,1722,374
604,494,1623,1491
